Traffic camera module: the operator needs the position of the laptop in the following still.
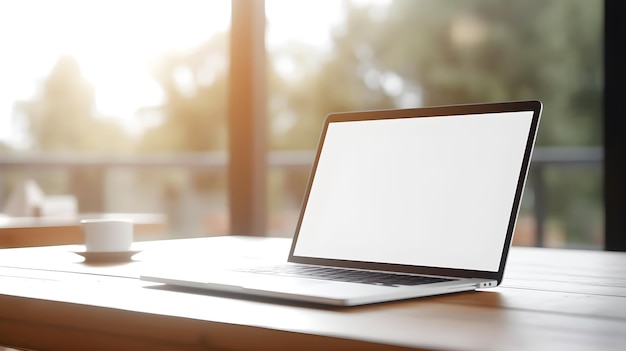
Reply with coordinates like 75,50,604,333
141,100,542,306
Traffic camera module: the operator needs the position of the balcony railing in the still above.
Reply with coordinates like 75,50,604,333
0,147,603,245
526,147,603,247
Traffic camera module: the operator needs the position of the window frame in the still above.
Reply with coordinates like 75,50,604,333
603,0,625,251
227,0,268,235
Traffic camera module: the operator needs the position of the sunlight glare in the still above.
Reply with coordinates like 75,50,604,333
0,0,230,142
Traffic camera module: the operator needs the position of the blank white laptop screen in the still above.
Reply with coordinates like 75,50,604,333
293,111,534,272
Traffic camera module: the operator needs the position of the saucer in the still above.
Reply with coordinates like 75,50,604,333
71,250,142,263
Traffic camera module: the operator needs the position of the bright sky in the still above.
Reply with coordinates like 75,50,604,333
0,0,379,148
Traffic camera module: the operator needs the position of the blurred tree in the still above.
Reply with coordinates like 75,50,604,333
15,55,132,152
270,0,603,245
0,142,11,152
13,55,134,211
269,4,398,151
137,33,229,153
271,0,602,149
137,33,229,192
372,0,602,147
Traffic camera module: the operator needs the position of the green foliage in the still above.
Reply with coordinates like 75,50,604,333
15,56,133,153
270,0,602,149
0,141,12,152
11,1,602,155
137,33,229,153
267,0,603,245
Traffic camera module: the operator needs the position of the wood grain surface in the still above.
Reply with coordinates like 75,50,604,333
0,236,624,351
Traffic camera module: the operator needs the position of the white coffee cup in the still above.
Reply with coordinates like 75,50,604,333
81,219,134,252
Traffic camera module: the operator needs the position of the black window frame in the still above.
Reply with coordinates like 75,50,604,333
604,0,625,251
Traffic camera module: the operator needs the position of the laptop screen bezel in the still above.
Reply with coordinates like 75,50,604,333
287,100,542,284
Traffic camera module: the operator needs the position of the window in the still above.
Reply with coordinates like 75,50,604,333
0,0,613,250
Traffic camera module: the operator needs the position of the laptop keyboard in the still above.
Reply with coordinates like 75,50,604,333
235,264,453,287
